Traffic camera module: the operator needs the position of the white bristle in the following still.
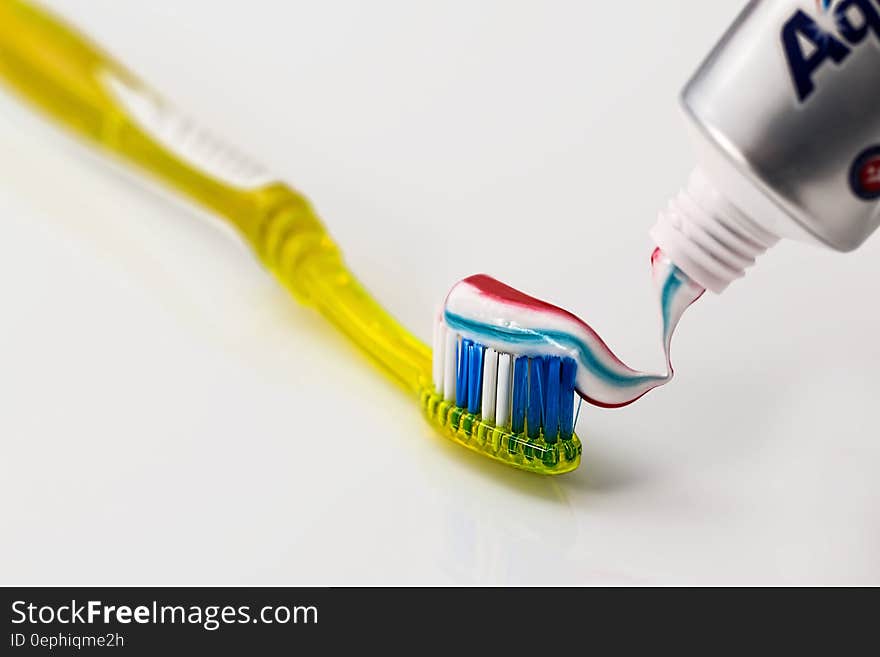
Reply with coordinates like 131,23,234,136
443,331,458,402
495,353,512,428
432,318,446,392
481,348,498,423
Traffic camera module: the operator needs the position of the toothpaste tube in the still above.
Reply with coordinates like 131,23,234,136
652,0,880,293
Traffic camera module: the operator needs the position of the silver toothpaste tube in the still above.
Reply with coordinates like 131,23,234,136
652,0,880,292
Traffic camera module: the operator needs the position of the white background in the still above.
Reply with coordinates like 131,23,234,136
1,0,878,585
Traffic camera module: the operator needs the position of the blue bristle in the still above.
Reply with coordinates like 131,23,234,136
560,357,577,440
541,357,551,406
511,356,528,434
467,343,484,414
544,357,561,443
456,338,471,408
527,357,544,439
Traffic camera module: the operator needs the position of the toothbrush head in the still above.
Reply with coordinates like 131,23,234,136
421,275,585,475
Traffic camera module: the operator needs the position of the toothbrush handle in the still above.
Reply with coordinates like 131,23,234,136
0,0,324,266
0,0,431,392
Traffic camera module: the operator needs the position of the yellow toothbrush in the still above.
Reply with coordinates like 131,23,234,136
0,0,581,474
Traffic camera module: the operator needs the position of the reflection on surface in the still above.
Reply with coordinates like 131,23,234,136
417,424,579,584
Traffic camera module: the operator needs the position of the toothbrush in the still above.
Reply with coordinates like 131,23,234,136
0,0,587,475
0,0,703,477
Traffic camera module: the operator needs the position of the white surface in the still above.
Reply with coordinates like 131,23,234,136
1,0,879,585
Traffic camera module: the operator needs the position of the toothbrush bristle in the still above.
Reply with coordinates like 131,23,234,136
421,316,582,475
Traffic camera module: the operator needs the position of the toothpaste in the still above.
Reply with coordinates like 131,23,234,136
442,249,704,408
